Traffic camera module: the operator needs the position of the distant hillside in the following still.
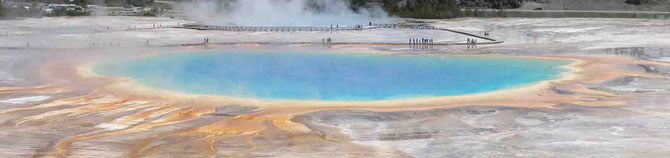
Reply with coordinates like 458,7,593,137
381,0,461,18
378,0,670,18
518,0,670,11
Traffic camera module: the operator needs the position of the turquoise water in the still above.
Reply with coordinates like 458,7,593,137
95,51,570,101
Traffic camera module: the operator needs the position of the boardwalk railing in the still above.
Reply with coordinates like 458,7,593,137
182,24,363,32
369,23,499,42
179,23,504,45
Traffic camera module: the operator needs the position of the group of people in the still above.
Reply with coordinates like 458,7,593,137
126,24,165,31
88,42,121,48
409,38,434,45
322,38,332,44
353,22,375,29
409,42,434,50
467,38,477,45
466,38,479,49
484,32,490,37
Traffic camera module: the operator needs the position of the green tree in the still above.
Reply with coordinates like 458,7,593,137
104,0,126,7
0,1,5,18
350,0,368,13
126,0,154,7
383,0,461,19
625,0,642,5
73,0,88,6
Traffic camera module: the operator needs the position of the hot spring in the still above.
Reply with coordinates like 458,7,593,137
94,51,571,101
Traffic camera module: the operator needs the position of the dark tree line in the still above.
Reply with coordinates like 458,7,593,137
350,0,369,12
0,1,5,18
624,0,662,5
459,0,523,9
0,1,4,13
378,0,525,18
103,0,154,7
383,0,461,19
0,0,153,7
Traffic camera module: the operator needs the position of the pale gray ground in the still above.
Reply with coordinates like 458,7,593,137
1,17,670,157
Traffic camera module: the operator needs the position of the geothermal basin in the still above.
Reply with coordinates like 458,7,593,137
94,51,570,101
3,17,670,157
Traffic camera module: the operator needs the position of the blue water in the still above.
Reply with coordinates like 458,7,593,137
95,51,570,101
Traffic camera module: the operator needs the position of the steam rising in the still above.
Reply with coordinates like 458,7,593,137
178,0,392,26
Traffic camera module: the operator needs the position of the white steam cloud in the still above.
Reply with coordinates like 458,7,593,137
178,0,392,26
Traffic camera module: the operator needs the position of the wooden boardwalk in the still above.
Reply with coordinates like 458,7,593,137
183,24,363,32
163,40,502,47
180,23,503,44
